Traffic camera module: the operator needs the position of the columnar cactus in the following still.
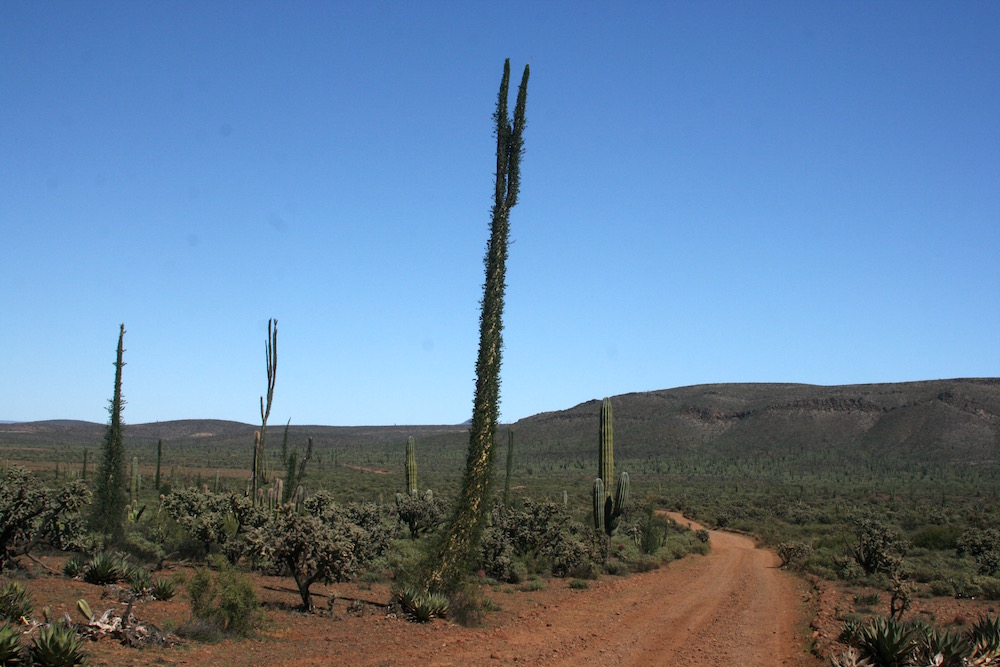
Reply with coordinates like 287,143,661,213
406,436,418,496
593,397,629,535
130,456,139,503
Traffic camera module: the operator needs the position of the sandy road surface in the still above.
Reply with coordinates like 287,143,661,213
63,514,818,666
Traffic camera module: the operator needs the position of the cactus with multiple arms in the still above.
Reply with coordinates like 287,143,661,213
593,397,629,535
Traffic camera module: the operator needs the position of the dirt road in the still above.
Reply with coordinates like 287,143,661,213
63,514,818,666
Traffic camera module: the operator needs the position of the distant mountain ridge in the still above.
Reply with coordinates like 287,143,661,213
2,379,997,468
511,378,1000,467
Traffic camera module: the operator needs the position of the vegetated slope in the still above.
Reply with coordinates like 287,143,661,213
2,379,997,472
511,378,1000,470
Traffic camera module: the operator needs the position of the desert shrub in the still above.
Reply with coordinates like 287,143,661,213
448,587,490,627
341,502,394,569
910,524,962,551
394,491,445,539
0,467,91,572
161,488,234,559
695,529,710,543
977,576,1000,601
957,528,1000,576
479,500,593,582
0,621,25,666
569,578,589,590
184,564,263,637
777,541,812,569
0,579,33,624
520,577,544,592
632,554,660,573
849,516,906,577
604,560,629,576
248,508,356,611
28,622,88,667
853,591,881,607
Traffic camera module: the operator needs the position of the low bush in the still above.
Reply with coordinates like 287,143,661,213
184,564,263,638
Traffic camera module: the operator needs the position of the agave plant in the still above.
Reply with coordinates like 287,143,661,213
28,623,88,667
61,556,86,579
81,552,121,586
828,647,873,667
968,613,1000,664
0,579,34,623
150,577,176,601
0,621,26,666
857,616,916,667
912,626,971,667
125,565,151,597
396,586,449,623
839,616,865,647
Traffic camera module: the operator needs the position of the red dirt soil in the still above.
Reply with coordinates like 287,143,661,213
15,513,826,667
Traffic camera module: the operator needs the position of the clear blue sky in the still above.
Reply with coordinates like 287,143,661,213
3,2,998,426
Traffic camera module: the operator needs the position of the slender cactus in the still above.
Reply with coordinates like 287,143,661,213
503,429,514,508
82,448,88,481
154,439,162,490
406,436,418,496
130,456,138,503
253,319,277,502
425,60,529,594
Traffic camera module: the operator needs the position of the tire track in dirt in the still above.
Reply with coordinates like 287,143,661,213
489,513,818,667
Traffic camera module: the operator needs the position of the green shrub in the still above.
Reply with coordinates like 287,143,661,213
184,565,263,638
958,528,1000,576
604,560,629,576
632,554,660,573
977,576,1000,601
777,541,812,569
569,578,589,590
28,623,88,667
853,591,881,607
0,579,33,623
910,524,962,550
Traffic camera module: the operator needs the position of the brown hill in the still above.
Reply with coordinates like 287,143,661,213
510,379,1000,468
2,379,998,471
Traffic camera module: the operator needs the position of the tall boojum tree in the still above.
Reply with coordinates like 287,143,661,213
424,59,529,593
90,323,128,543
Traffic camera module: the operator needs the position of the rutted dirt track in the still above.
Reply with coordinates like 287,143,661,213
31,514,820,666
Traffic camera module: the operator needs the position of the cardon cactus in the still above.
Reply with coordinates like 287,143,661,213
593,397,629,535
405,437,417,496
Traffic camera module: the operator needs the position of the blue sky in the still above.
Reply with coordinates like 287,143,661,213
2,2,998,426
